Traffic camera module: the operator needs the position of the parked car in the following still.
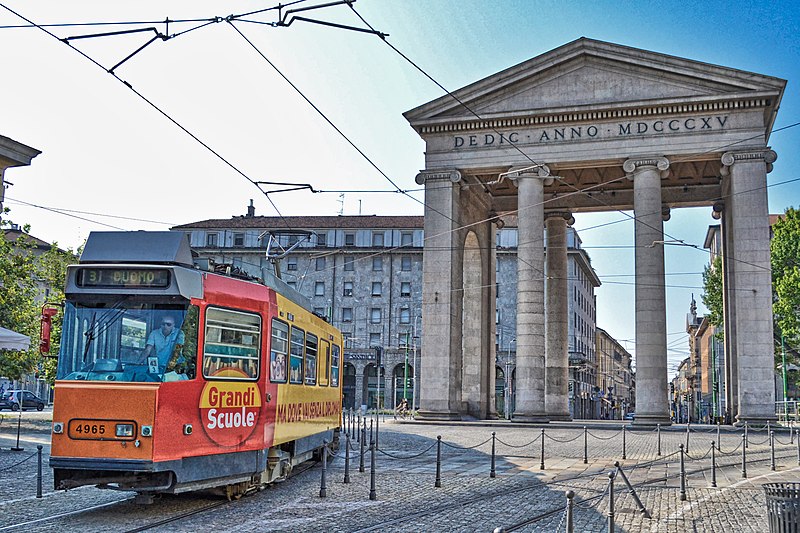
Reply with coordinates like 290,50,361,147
0,390,46,411
623,412,635,421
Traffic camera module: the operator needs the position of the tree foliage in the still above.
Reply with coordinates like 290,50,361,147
701,255,724,329
771,208,800,347
0,215,78,382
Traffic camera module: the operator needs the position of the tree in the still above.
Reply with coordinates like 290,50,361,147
701,255,724,330
771,208,800,348
0,215,78,382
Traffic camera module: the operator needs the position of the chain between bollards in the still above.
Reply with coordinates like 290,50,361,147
435,435,442,488
490,432,496,478
540,428,545,470
657,423,661,456
344,433,351,484
607,471,616,533
319,440,328,498
741,433,747,479
36,445,43,498
711,441,717,488
566,490,575,533
583,426,588,464
679,444,686,501
369,440,377,501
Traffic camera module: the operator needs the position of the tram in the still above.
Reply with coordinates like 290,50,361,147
46,231,342,499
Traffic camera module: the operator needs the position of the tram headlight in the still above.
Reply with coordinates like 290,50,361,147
52,422,64,434
115,424,134,437
141,425,153,437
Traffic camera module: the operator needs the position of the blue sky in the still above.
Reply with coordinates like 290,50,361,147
2,1,799,377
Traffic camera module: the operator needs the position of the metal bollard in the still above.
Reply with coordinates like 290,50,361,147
745,421,749,449
319,440,328,498
770,430,776,471
566,490,575,533
657,423,661,456
583,426,588,464
717,421,721,452
741,433,747,479
622,424,627,460
797,429,800,466
344,434,351,483
607,471,616,533
490,432,496,478
711,441,717,488
613,462,650,518
356,412,360,443
540,428,545,470
792,424,796,445
369,440,377,501
679,444,686,501
359,427,366,473
370,418,374,446
36,445,43,498
435,436,442,488
11,411,23,451
686,422,691,454
375,408,380,450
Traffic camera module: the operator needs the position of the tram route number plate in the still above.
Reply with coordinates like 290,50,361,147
68,419,136,441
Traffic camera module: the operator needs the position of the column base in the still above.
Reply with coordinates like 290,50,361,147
632,414,672,427
546,413,573,422
415,410,463,421
512,412,550,423
735,414,778,427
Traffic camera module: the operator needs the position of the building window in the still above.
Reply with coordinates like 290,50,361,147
206,233,218,247
400,307,411,324
316,257,326,271
314,281,325,296
371,282,382,297
345,233,355,246
371,308,382,323
372,256,383,271
369,332,381,347
401,255,412,271
399,332,411,348
233,232,245,247
343,332,354,349
287,281,297,289
316,232,327,247
401,232,413,247
342,308,353,322
344,258,355,271
400,281,411,297
343,281,354,297
372,232,384,247
286,256,298,271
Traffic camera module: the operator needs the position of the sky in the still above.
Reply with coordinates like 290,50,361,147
2,1,800,378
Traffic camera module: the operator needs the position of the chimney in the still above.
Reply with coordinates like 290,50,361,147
246,199,255,217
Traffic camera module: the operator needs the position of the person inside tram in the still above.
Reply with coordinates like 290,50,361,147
143,315,185,374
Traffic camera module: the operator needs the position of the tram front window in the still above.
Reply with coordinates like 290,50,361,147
57,301,199,383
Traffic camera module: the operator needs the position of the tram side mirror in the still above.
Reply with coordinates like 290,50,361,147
40,306,60,356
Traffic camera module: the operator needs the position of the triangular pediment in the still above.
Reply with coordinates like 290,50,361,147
405,38,785,126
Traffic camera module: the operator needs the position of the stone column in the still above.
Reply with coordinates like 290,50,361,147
625,157,672,426
416,169,464,420
720,149,778,425
511,165,550,422
545,211,573,420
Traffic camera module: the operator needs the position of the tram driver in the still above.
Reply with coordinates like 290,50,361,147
143,315,185,374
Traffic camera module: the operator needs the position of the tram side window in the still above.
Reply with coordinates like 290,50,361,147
203,307,261,381
318,340,330,386
270,319,289,383
331,344,340,387
289,327,304,384
305,333,318,386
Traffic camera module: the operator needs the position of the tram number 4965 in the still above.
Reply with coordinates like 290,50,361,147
74,424,105,435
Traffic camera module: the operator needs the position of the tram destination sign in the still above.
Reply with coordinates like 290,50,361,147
76,267,171,289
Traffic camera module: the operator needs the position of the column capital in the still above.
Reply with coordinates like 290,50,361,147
415,169,462,185
544,211,575,225
505,164,554,187
720,149,777,175
623,156,670,180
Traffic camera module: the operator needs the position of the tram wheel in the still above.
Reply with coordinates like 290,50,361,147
225,481,249,501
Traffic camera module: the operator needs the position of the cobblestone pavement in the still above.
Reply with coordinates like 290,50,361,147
1,412,799,532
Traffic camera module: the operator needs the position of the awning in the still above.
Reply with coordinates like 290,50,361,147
0,326,30,351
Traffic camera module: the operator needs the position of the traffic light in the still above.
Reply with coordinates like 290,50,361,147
375,346,383,367
669,382,675,395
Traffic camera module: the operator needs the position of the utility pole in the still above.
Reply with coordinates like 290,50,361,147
782,335,788,421
403,331,409,401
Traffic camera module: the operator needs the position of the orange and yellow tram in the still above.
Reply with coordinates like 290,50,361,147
49,231,342,498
